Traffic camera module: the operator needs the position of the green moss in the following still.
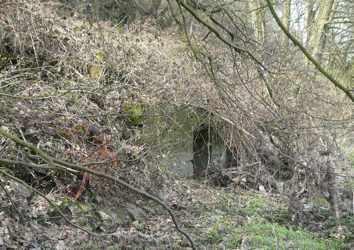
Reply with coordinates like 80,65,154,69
122,102,144,126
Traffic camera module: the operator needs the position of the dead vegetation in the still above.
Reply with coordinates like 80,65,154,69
0,0,354,249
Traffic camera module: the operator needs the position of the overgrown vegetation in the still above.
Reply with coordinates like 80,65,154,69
0,0,354,249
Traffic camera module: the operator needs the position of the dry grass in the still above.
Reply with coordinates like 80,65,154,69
0,0,353,248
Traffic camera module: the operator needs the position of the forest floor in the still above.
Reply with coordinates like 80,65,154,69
1,171,350,249
0,0,353,249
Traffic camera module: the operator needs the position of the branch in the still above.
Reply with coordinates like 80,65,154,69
0,170,97,235
0,127,195,249
0,178,23,221
265,0,354,103
175,0,269,72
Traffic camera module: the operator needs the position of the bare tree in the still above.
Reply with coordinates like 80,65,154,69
249,0,266,44
308,0,336,61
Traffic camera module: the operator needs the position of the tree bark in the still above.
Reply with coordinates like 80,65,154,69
304,0,316,47
308,0,336,61
249,0,265,44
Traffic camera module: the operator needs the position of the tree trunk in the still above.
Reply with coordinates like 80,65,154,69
308,0,336,61
249,0,265,44
304,0,316,47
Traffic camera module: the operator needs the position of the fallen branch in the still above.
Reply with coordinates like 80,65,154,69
0,127,196,249
0,169,98,235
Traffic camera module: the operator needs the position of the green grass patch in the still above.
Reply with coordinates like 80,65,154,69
228,217,343,250
204,214,343,249
200,192,344,249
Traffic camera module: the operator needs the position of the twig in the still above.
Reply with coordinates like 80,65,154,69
0,178,23,221
175,0,269,72
0,158,62,171
0,127,195,249
265,0,354,103
0,169,98,235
